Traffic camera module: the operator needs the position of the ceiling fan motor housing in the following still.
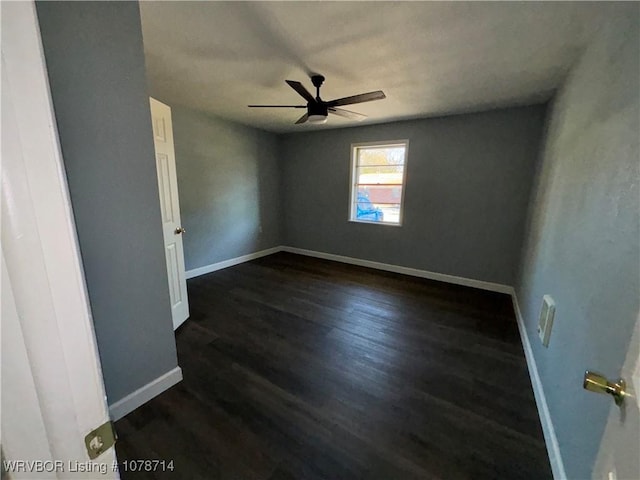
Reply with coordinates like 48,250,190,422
308,102,328,117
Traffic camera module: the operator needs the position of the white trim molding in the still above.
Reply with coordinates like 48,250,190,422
185,246,282,279
109,367,183,421
511,290,567,480
281,246,512,294
186,245,511,294
2,2,115,470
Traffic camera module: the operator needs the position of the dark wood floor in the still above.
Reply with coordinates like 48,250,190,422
115,252,552,480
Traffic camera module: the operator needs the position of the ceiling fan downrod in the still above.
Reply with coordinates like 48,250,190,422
311,74,325,101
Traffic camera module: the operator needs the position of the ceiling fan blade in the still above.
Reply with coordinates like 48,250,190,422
295,113,309,124
248,105,306,108
326,90,386,107
286,80,316,103
328,107,367,121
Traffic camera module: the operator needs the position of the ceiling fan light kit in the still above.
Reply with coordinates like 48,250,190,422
248,74,386,125
307,115,328,124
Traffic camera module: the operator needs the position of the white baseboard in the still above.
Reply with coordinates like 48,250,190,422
281,246,512,294
185,246,282,279
109,366,182,421
185,245,511,295
511,290,566,480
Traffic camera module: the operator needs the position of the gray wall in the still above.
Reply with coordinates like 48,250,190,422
168,106,282,271
280,106,546,286
516,6,639,479
36,1,178,404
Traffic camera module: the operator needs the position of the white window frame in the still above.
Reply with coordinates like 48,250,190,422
349,139,409,227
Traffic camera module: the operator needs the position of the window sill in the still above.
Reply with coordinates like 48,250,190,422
348,219,403,227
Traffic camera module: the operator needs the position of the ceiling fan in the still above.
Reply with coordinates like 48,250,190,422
248,74,386,125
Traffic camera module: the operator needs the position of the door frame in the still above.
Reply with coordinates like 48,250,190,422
1,1,117,474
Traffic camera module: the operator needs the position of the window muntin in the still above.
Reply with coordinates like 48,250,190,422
349,141,408,225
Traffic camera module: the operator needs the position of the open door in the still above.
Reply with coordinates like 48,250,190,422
149,98,190,330
592,315,640,480
2,2,117,475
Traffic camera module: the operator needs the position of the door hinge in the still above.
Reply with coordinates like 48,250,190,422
84,421,117,459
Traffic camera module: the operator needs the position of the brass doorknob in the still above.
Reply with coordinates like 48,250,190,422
583,371,627,406
174,227,185,235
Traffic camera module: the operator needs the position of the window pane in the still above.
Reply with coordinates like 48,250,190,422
353,200,402,224
357,147,406,167
357,186,403,204
357,165,404,185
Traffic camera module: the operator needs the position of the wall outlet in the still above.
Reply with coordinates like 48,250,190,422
537,295,555,347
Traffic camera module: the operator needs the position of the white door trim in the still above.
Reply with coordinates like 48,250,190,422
1,1,116,474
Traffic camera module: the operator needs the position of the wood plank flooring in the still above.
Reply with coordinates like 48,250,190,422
114,252,552,480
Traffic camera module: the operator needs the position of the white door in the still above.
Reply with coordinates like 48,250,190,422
149,98,189,330
1,2,118,477
593,314,640,480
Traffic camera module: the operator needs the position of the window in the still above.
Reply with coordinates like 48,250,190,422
349,140,408,226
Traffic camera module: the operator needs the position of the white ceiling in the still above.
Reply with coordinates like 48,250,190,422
139,1,610,133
